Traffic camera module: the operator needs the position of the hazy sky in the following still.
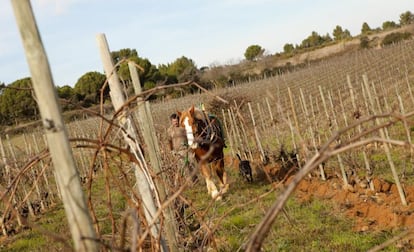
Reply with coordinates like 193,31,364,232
1,0,413,87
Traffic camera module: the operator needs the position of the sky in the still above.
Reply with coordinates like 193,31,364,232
1,0,413,87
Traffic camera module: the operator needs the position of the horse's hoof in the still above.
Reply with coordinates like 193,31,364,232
211,190,221,200
221,184,229,194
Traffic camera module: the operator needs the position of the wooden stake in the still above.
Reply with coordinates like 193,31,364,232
11,1,98,250
128,62,178,252
96,33,167,251
362,75,407,206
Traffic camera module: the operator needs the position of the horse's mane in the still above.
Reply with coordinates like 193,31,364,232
193,108,207,121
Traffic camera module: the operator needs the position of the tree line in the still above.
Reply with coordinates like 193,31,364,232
0,49,207,126
0,11,413,127
245,11,414,60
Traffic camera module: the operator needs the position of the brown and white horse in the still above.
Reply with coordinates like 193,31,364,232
178,105,229,200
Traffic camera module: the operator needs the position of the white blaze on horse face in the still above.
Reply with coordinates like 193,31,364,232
183,117,195,147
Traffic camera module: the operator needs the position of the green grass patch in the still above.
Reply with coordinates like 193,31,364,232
260,198,398,251
2,204,69,252
2,235,47,252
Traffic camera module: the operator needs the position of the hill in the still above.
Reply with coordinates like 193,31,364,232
201,23,414,84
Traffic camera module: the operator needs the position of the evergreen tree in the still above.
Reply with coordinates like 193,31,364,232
333,25,352,41
244,45,264,61
382,21,399,30
73,71,107,106
400,11,414,25
0,78,38,124
361,22,372,35
283,43,295,54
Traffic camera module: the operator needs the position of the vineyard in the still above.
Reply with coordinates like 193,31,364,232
149,39,414,250
3,10,414,251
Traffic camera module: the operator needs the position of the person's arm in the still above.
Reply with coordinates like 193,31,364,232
167,128,173,151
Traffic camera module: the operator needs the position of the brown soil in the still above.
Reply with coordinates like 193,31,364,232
295,175,414,232
229,156,414,233
287,174,414,232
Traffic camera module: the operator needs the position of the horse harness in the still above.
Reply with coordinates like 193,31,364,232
193,111,222,146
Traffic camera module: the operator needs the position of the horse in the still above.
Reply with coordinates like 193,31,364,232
177,105,228,200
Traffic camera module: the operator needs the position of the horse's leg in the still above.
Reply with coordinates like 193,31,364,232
200,163,220,200
215,158,229,194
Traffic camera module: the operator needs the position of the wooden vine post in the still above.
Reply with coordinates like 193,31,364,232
222,109,235,156
248,102,266,162
0,137,11,236
128,61,178,252
397,95,414,174
11,1,98,251
96,34,167,251
362,75,407,206
326,90,349,186
287,87,300,134
347,75,373,190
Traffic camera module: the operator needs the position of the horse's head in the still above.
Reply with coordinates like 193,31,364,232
178,105,224,151
177,105,198,148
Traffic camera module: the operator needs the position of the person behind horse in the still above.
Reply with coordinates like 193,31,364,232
167,113,195,184
167,113,195,232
